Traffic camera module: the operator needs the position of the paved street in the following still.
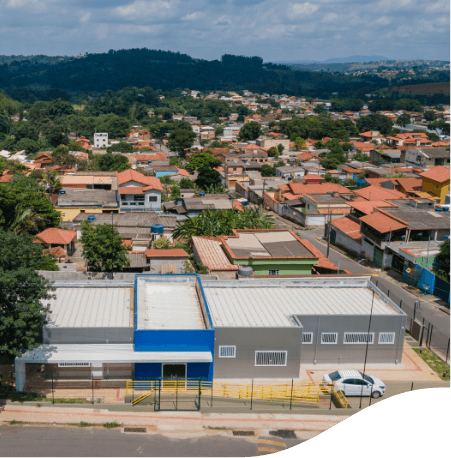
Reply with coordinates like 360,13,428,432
0,425,303,457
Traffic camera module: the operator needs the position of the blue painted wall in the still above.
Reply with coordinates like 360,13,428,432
134,329,215,353
186,363,211,380
135,363,161,380
155,171,177,178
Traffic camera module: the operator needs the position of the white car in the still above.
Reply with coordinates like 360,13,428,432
322,370,386,399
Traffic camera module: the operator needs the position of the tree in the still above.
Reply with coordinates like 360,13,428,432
179,178,196,189
424,111,437,122
47,126,70,148
356,114,393,135
238,121,262,141
343,178,357,187
433,239,450,282
15,138,39,156
50,145,76,168
277,144,284,154
314,105,325,114
215,126,224,138
44,170,62,194
187,152,221,173
173,207,275,240
79,221,130,272
294,137,306,151
107,116,131,138
397,114,411,127
323,174,341,184
195,169,222,190
95,153,129,172
0,232,57,357
261,164,277,176
11,122,39,142
107,141,134,153
168,128,196,153
267,146,279,158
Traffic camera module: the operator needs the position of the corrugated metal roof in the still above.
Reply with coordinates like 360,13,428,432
137,280,206,330
203,283,397,328
45,288,132,328
18,344,212,363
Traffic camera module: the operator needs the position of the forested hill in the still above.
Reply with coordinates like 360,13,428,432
0,48,448,103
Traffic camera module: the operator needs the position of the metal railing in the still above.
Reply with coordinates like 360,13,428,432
126,379,322,407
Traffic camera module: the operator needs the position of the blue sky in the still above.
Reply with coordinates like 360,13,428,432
0,0,449,61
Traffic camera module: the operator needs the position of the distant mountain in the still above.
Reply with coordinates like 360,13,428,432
275,55,390,64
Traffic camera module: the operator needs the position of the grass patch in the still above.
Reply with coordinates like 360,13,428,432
414,348,450,380
104,422,121,429
77,421,95,427
9,420,28,425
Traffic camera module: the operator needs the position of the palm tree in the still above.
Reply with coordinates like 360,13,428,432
11,209,46,235
45,171,62,194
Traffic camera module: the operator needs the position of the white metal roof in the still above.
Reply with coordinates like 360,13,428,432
45,288,132,328
17,344,212,364
137,279,206,330
203,282,398,328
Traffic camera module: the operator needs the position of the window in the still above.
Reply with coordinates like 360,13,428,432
134,196,145,202
344,332,374,344
302,332,313,344
255,351,287,366
321,333,338,344
219,346,236,358
379,332,396,344
269,270,279,276
58,362,91,367
148,196,158,202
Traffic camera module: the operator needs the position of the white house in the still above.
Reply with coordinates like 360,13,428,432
94,133,108,148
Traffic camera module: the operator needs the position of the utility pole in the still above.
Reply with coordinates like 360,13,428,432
260,179,267,213
326,204,331,258
111,211,114,280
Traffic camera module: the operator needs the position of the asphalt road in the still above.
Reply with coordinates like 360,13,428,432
0,426,303,457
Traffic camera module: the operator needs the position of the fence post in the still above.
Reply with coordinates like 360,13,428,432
175,377,178,411
289,379,294,411
132,377,134,405
198,379,202,411
91,376,94,405
399,300,402,310
411,382,414,391
446,340,450,365
329,384,333,410
387,290,390,298
250,379,254,411
210,380,213,408
369,384,373,407
428,325,433,347
52,373,54,405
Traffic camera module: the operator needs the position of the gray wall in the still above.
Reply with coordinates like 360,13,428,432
43,327,134,344
148,258,187,274
296,314,405,365
332,228,363,255
213,327,302,378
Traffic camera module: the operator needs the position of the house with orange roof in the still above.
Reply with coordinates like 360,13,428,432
35,228,77,256
329,215,363,255
353,185,408,201
405,147,450,169
359,131,386,144
419,165,450,204
116,169,163,211
385,133,433,148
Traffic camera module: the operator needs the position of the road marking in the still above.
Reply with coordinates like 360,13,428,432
257,439,286,448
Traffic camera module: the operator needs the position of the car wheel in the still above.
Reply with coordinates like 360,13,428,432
372,391,382,399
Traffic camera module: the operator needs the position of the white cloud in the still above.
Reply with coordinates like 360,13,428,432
290,2,319,17
182,12,205,21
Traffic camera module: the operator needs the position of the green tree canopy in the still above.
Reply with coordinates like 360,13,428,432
424,111,437,122
261,164,277,176
173,207,275,240
433,239,450,282
79,221,130,272
94,153,130,172
0,232,57,357
397,114,411,127
15,138,39,156
356,113,393,135
107,141,134,153
238,121,262,141
267,146,280,158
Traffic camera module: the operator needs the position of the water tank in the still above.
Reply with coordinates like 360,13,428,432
59,190,66,195
151,224,164,234
87,215,96,221
238,266,253,277
199,192,206,197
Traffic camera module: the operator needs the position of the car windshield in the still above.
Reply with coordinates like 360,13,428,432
329,371,341,381
360,373,374,384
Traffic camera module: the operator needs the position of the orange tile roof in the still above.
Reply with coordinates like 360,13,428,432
176,167,190,177
0,174,13,183
348,200,396,215
351,142,375,151
396,178,423,191
354,185,407,201
295,151,319,161
419,166,450,183
35,228,77,245
121,239,132,247
360,212,407,233
116,169,163,191
288,182,351,195
330,216,362,241
146,249,189,258
136,152,167,161
192,236,238,271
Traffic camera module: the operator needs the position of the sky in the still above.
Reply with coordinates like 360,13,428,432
0,0,449,62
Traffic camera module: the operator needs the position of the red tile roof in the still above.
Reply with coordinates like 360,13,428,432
146,249,189,258
192,237,238,271
287,182,351,195
348,200,396,215
176,167,190,177
354,185,407,201
295,151,319,161
360,212,407,233
396,178,423,191
419,166,450,183
331,216,362,241
35,228,77,245
0,174,13,183
116,169,163,191
136,152,167,161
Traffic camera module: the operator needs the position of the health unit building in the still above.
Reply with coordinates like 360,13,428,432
15,275,406,390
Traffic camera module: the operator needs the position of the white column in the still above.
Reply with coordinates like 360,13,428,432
14,359,26,392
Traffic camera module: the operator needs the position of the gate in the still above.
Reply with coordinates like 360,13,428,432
373,247,383,268
155,379,201,411
433,276,450,303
